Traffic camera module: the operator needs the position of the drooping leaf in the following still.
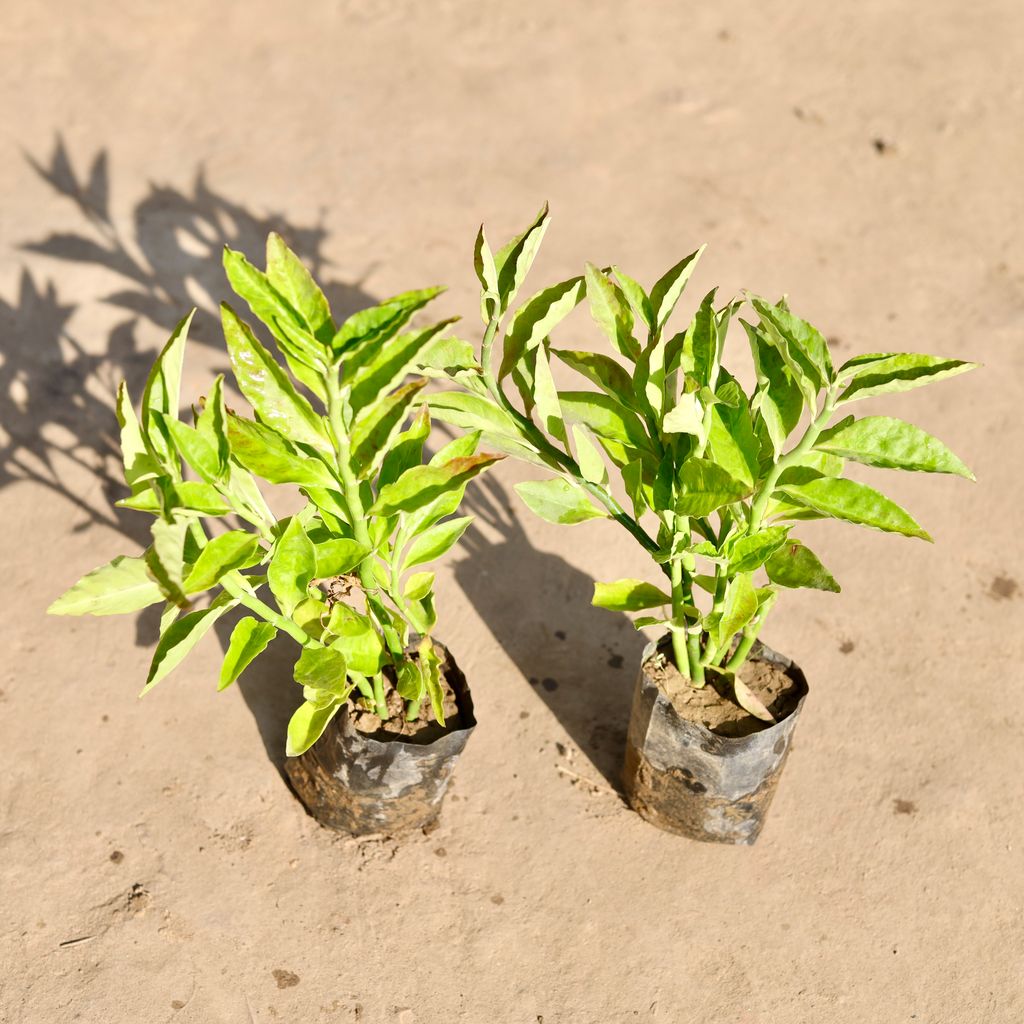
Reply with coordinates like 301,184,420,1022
221,304,329,451
286,698,344,756
218,618,278,691
268,515,317,615
572,424,609,486
48,555,164,617
649,247,705,330
370,453,502,516
141,595,236,694
183,530,262,594
592,579,673,613
514,477,608,525
777,476,931,541
675,459,750,517
814,415,974,478
765,539,841,592
837,352,978,404
732,674,776,723
404,515,473,569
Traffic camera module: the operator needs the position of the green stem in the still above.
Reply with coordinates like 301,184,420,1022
372,673,388,719
405,698,422,722
748,390,837,534
725,592,778,673
219,572,316,647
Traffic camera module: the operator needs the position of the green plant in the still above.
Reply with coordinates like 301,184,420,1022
49,234,500,754
425,206,977,709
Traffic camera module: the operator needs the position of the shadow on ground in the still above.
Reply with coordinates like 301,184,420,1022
454,472,645,791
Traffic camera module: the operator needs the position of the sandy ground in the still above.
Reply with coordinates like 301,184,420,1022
2,2,1023,1021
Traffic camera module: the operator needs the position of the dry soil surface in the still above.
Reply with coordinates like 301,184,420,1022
2,3,1023,1022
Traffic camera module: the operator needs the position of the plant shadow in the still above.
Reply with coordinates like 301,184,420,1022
10,136,376,767
452,471,646,793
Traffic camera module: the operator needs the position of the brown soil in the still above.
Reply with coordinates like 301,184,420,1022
648,640,804,738
348,643,463,742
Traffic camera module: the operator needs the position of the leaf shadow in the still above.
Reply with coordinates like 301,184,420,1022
451,470,645,792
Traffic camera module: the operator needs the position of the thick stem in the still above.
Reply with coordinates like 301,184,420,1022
372,673,388,719
219,572,316,647
405,698,422,722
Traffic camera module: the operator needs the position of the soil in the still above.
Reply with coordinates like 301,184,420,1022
648,640,805,738
348,644,464,743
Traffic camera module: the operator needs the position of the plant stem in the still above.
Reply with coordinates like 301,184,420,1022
219,572,316,647
669,551,704,686
405,698,422,722
372,673,388,719
725,592,778,673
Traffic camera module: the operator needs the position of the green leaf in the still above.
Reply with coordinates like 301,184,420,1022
662,392,705,438
160,414,223,485
592,579,672,612
142,595,236,695
350,378,428,476
140,311,194,469
514,477,608,525
552,349,633,399
814,415,974,478
146,518,189,606
649,246,704,330
379,406,431,488
612,267,654,329
417,637,446,726
370,453,502,516
333,287,445,356
196,375,230,478
494,203,550,313
286,698,344,757
473,224,500,321
584,262,639,361
396,660,425,702
743,320,805,456
218,618,278,691
326,603,385,675
404,515,473,569
837,352,978,403
117,480,232,517
715,573,758,650
48,555,164,617
266,232,334,343
415,335,481,376
765,539,841,592
424,391,522,439
559,391,652,452
116,381,160,492
706,376,759,487
429,430,481,466
349,320,455,412
500,276,585,379
404,571,435,602
685,289,720,388
227,413,338,487
675,459,750,517
572,425,609,486
531,342,568,446
777,477,931,540
751,297,833,385
183,530,262,593
221,303,329,452
268,516,317,615
294,646,349,694
727,526,791,574
314,538,369,577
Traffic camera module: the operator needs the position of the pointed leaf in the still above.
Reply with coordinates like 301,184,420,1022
48,555,164,617
266,232,333,342
592,579,673,613
514,477,607,525
837,352,978,403
675,459,750,517
286,698,344,756
727,526,790,574
226,413,338,487
559,391,652,452
219,618,278,691
183,530,262,593
778,477,931,540
142,597,235,694
500,276,585,379
294,646,349,694
268,516,317,615
765,539,841,592
370,453,502,516
584,262,639,361
404,515,473,569
552,349,633,399
649,247,704,330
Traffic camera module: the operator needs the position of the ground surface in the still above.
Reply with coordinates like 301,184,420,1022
2,3,1022,1022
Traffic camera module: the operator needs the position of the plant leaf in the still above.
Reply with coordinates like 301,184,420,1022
765,539,841,592
266,232,334,343
612,266,654,329
350,378,428,476
48,555,164,616
294,646,350,694
424,391,522,439
326,603,385,675
777,476,931,540
500,275,585,379
332,286,444,355
551,349,634,399
404,571,435,602
706,375,760,487
514,477,607,525
142,595,236,695
268,515,317,615
314,538,369,577
649,247,705,331
404,515,473,569
814,415,973,478
146,518,189,606
219,618,278,690
286,698,344,757
559,391,652,452
183,530,262,594
494,203,550,313
716,573,758,650
584,262,639,361
837,352,978,403
592,579,673,612
227,413,338,487
116,381,160,492
140,311,194,469
531,341,568,446
572,424,609,486
675,459,750,517
370,453,502,516
727,526,791,574
732,674,776,723
743,320,804,457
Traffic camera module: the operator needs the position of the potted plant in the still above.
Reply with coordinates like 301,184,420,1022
425,206,978,844
49,234,501,837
